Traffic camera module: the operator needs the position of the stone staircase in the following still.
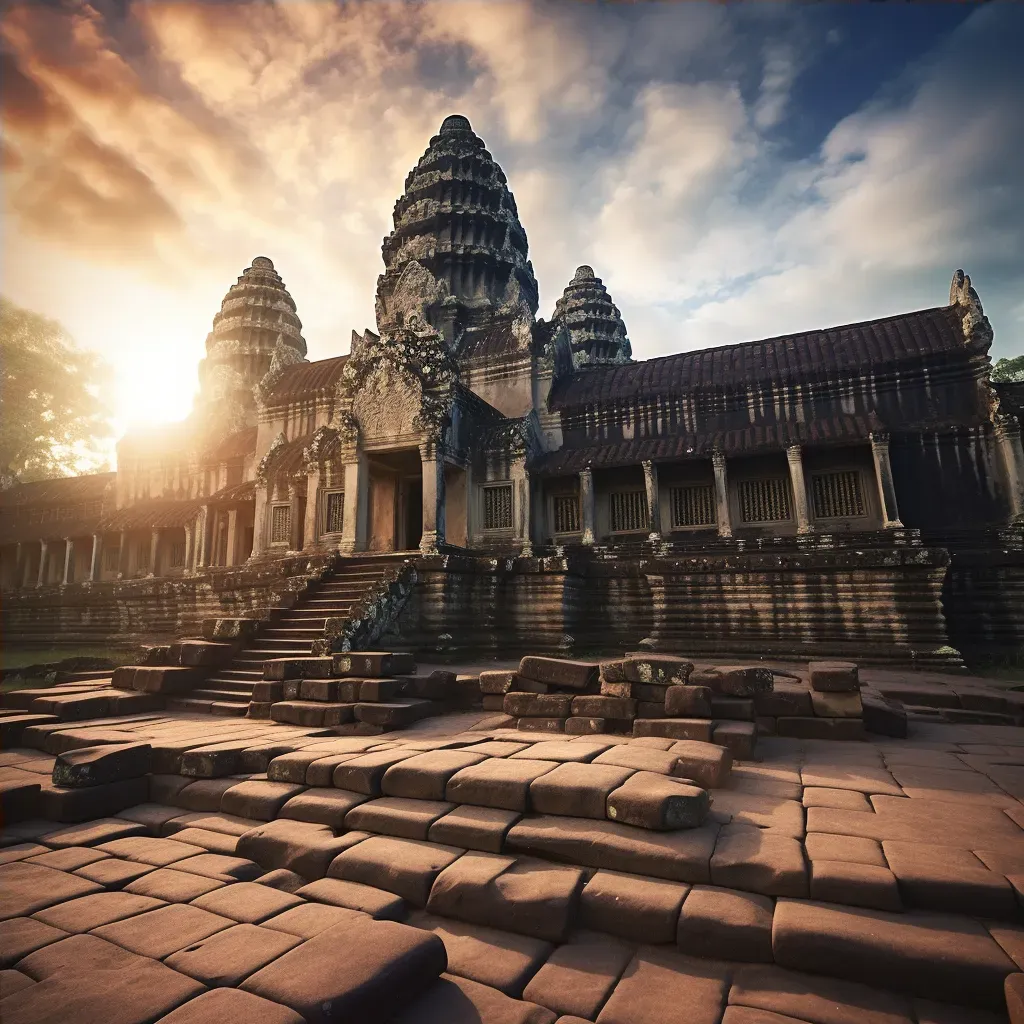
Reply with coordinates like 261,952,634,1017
191,555,411,712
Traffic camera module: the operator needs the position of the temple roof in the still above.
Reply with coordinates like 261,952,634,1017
0,472,115,508
550,304,968,409
205,427,257,461
553,265,632,367
264,356,348,402
0,472,115,544
99,499,202,532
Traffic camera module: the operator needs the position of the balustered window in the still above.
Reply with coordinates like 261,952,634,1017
610,490,649,533
270,504,292,544
739,478,791,523
812,470,865,519
483,484,513,531
169,541,186,567
669,484,715,528
324,491,345,534
104,547,119,571
553,494,581,534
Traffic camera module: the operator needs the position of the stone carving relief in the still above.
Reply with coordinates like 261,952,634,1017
254,339,308,409
302,426,340,474
375,259,451,334
255,432,286,486
950,269,994,348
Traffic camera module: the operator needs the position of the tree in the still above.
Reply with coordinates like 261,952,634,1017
992,355,1024,383
0,296,112,486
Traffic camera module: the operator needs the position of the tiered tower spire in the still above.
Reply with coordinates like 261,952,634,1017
553,265,632,366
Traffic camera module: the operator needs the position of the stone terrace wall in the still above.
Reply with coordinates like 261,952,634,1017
1,552,336,647
384,542,959,667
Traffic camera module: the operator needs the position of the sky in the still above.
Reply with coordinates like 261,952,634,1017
3,0,1023,453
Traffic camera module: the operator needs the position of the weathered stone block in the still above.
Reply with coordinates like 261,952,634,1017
600,680,636,698
332,652,416,678
479,670,517,695
776,716,865,740
447,757,556,811
753,683,813,717
690,665,773,697
516,717,566,734
808,660,859,693
861,692,907,738
355,699,432,728
529,762,634,820
676,885,774,962
633,718,714,742
263,658,332,681
202,618,259,641
580,868,689,943
665,685,713,718
711,697,755,721
565,716,613,735
40,777,148,823
412,670,456,701
668,740,732,789
330,835,462,908
122,667,200,694
299,678,339,702
518,657,598,691
607,772,710,831
481,695,506,711
505,693,573,717
271,701,354,728
170,641,235,668
811,691,863,718
712,721,757,758
382,750,489,801
599,660,628,683
52,743,151,788
637,699,667,718
623,656,693,686
570,695,636,719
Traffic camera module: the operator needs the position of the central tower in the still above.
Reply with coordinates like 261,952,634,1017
375,114,539,347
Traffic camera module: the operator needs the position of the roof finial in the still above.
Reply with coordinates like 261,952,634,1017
440,114,472,134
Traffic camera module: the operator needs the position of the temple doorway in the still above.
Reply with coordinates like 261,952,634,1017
367,449,422,552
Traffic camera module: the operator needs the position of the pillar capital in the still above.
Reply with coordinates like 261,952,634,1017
869,431,891,449
642,460,661,541
994,413,1022,442
711,448,726,471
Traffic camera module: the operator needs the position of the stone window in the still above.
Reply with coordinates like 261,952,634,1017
324,491,345,534
739,478,791,523
553,493,581,534
812,470,865,519
610,490,649,533
104,547,119,572
483,484,513,531
670,484,715,528
135,544,149,573
270,504,292,544
169,541,186,567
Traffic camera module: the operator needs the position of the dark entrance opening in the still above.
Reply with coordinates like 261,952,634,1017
404,481,422,551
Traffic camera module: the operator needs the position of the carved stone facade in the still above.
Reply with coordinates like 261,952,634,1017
2,115,1023,663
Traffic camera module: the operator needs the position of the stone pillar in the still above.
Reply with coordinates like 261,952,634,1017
37,539,49,587
642,460,661,540
420,441,446,553
786,445,813,535
116,531,128,578
183,523,194,574
712,449,732,538
995,415,1024,523
251,491,268,558
303,468,321,551
511,457,532,556
579,467,596,546
148,530,161,576
196,506,213,567
870,432,904,529
288,484,303,551
62,538,75,585
340,455,369,555
88,534,101,582
225,509,239,566
20,542,33,588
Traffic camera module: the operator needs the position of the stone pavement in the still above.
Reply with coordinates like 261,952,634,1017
4,662,1024,1021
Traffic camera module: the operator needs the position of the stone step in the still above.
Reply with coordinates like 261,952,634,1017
190,689,254,704
263,629,325,639
210,670,263,682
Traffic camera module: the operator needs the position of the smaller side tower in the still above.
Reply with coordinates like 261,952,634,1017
553,265,632,367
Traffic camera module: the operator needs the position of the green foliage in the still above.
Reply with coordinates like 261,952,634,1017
992,354,1024,383
0,296,112,483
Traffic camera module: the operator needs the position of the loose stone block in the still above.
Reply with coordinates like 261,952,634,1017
633,718,713,741
676,885,774,962
447,758,556,811
600,681,636,698
712,721,757,758
346,797,455,841
382,750,489,800
51,743,151,788
296,877,406,919
623,656,693,686
251,681,285,702
809,859,902,912
599,660,628,684
39,777,148,822
518,657,599,691
506,693,574,718
754,683,813,717
565,716,612,735
237,819,368,879
355,698,432,728
240,917,445,1024
772,899,1016,1010
606,772,710,831
810,691,863,718
665,685,713,718
482,695,507,712
667,740,732,789
517,717,567,734
580,868,689,943
480,670,518,695
221,780,305,820
330,835,464,907
125,666,202,694
155,988,305,1024
802,787,873,812
804,832,885,866
333,750,415,795
272,701,354,727
690,665,774,697
808,661,859,693
238,742,297,774
332,652,416,677
254,868,306,893
530,762,635,820
428,806,521,854
711,697,755,721
570,695,637,719
709,826,808,897
427,851,585,943
263,657,333,681
279,787,367,828
593,745,680,776
96,835,205,867
300,678,340,701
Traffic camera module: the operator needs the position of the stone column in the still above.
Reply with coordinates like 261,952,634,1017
340,455,369,554
148,530,161,576
303,468,321,551
183,523,194,574
225,509,239,566
420,441,446,553
579,467,596,546
511,457,532,556
870,433,904,529
712,449,732,538
995,415,1024,523
786,445,813,535
251,491,268,558
196,506,213,567
642,460,661,540
20,543,33,588
37,539,49,587
288,484,303,551
116,531,129,578
88,534,101,582
13,542,25,590
62,538,75,585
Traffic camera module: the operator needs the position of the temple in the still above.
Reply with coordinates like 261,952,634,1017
2,114,1023,665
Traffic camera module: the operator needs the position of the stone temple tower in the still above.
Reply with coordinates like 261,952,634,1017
553,265,632,367
375,114,539,349
196,256,307,434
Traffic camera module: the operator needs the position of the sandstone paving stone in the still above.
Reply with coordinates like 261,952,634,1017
410,911,552,997
190,880,303,923
52,743,151,788
95,835,206,867
669,740,733,789
0,959,204,1024
888,765,1019,807
988,924,1024,972
808,661,859,693
447,757,557,811
428,805,522,853
163,828,238,855
391,973,558,1024
74,856,154,888
0,918,69,968
254,868,306,893
238,741,300,773
346,796,455,840
529,762,635,820
329,834,463,907
676,885,774,962
914,997,1006,1024
809,859,902,912
427,851,585,943
39,776,149,822
713,721,758,758
305,753,368,787
150,774,194,803
220,779,305,820
169,852,262,881
804,832,887,866
507,816,720,883
237,819,369,879
463,740,532,757
332,749,418,795
261,901,368,938
278,786,367,827
91,901,233,960
153,987,305,1024
1008,974,1024,1024
810,692,863,718
707,791,804,837
800,765,902,796
0,969,36,996
240,916,446,1024
0,842,48,864
268,749,340,783
31,891,163,932
115,802,185,833
771,898,1016,1011
519,657,599,691
164,921,301,987
297,876,406,918
37,817,146,848
709,825,809,898
0,861,102,920
801,787,871,811
124,866,226,902
163,811,260,837
174,778,241,812
579,869,688,944
595,947,729,1024
16,932,147,979
882,840,1017,919
522,930,634,1020
511,740,609,763
593,744,683,777
24,845,109,871
606,772,710,831
381,749,489,799
728,963,915,1024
